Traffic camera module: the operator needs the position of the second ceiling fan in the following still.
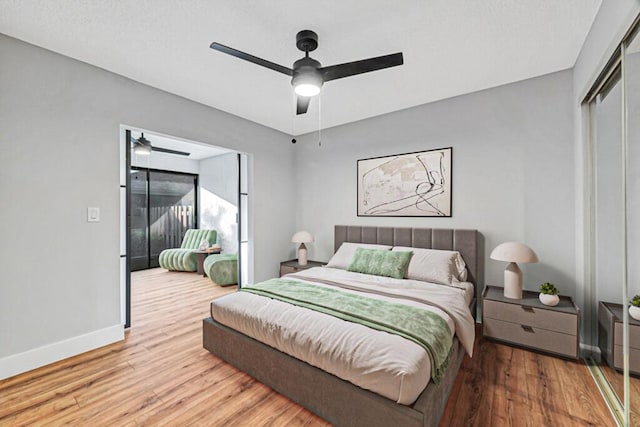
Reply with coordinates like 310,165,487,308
210,30,404,115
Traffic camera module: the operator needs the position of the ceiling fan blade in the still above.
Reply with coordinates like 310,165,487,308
210,42,293,76
151,146,191,157
296,96,310,115
321,52,403,82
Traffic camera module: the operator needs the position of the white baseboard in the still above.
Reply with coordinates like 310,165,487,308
0,324,124,381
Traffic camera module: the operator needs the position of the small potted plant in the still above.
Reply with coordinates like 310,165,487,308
630,295,640,321
539,282,560,306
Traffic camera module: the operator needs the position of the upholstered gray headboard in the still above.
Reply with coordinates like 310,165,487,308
334,225,478,288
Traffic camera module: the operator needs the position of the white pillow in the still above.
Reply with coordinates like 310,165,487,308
391,246,468,285
326,242,393,270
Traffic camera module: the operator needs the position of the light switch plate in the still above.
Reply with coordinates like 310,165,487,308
87,207,100,222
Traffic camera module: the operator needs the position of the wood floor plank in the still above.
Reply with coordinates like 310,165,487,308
525,347,556,426
0,361,133,420
488,344,511,427
0,268,616,426
0,393,79,427
524,355,561,427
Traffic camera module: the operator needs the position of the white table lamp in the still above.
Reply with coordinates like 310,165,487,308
490,242,538,299
292,231,314,266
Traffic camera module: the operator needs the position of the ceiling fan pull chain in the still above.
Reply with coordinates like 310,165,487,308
290,91,299,144
318,93,322,147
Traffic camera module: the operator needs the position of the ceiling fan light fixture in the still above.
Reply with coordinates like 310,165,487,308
133,133,152,155
294,82,321,97
292,71,323,97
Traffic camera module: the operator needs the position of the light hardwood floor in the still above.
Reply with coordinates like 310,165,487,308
442,332,616,427
0,269,615,426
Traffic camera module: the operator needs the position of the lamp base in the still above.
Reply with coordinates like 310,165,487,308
503,262,523,299
298,243,308,266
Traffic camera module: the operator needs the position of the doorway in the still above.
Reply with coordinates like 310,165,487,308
120,127,253,328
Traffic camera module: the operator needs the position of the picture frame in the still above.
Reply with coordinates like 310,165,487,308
357,147,452,217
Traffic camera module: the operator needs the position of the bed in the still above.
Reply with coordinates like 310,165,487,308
203,225,479,427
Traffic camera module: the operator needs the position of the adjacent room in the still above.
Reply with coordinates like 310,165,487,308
1,1,640,426
125,130,244,326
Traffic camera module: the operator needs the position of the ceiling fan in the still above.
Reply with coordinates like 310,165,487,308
132,133,190,157
210,30,404,115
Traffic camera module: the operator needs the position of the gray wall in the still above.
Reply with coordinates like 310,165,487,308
0,34,296,362
199,153,239,254
294,70,575,299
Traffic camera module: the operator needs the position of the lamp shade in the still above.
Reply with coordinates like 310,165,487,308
292,231,314,244
490,242,538,264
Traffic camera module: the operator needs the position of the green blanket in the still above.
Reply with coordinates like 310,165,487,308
241,278,453,383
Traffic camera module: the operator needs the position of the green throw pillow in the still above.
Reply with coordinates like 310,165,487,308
347,248,413,279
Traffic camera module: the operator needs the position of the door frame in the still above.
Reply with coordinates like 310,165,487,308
120,126,253,328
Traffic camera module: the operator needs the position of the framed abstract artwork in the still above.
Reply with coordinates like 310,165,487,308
357,147,452,217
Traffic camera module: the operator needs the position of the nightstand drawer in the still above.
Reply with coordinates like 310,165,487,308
614,345,640,373
484,299,577,335
484,318,578,358
614,322,640,350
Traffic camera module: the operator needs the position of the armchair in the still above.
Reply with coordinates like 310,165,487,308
158,229,217,272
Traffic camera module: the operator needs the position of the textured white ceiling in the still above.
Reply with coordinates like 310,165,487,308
0,0,601,136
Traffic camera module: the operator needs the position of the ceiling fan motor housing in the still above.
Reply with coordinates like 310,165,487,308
296,30,318,52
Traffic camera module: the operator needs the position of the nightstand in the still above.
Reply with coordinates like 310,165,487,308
482,285,580,360
598,301,640,375
279,259,326,277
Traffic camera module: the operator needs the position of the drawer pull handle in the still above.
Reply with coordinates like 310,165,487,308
521,325,535,333
521,306,534,313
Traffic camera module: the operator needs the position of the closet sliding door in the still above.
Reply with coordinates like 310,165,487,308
591,63,628,416
623,26,640,427
587,20,640,427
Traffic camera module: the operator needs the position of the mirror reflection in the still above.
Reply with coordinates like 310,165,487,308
623,26,640,424
592,27,640,424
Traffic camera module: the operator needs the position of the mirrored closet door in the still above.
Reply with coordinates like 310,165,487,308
624,24,640,425
589,21,640,427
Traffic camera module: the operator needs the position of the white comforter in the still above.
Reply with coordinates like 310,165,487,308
210,267,475,405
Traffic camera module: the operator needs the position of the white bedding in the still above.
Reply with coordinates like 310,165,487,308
210,267,475,405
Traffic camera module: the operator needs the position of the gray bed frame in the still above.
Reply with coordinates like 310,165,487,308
203,226,478,427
